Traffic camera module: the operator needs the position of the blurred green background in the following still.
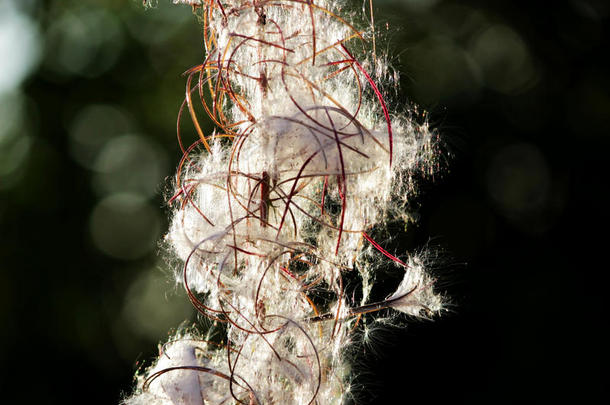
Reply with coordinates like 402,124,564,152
0,0,607,403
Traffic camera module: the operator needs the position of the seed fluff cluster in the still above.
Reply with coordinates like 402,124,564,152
125,0,444,404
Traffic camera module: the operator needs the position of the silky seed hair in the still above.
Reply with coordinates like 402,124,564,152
124,1,444,404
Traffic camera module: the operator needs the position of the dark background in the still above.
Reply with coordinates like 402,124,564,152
1,0,607,403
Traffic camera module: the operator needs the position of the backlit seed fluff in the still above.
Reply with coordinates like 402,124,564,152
124,1,445,404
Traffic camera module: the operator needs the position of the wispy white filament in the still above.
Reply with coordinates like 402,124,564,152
125,1,444,404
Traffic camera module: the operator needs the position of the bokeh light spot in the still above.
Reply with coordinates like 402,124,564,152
409,36,482,105
123,1,194,45
470,25,538,94
69,104,135,169
89,193,161,260
45,7,124,78
92,134,168,198
0,1,42,96
120,266,194,341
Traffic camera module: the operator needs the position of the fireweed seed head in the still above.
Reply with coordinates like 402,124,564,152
125,0,446,403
